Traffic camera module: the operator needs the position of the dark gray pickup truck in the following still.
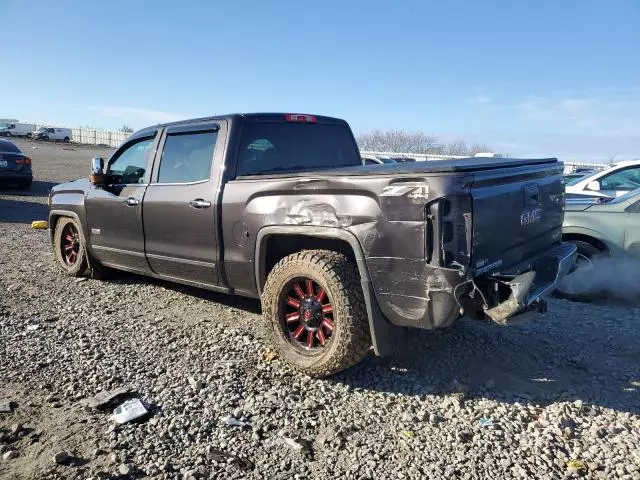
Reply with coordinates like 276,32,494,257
48,113,576,376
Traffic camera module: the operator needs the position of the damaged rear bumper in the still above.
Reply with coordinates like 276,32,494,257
483,242,577,325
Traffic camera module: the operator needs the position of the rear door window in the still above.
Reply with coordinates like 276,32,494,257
237,123,361,176
157,131,218,183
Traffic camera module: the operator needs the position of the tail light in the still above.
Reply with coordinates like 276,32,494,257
426,196,472,267
16,156,31,165
284,113,317,123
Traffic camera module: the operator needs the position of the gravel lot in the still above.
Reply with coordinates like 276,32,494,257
1,139,639,480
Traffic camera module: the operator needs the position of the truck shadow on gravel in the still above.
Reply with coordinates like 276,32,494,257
96,274,639,415
0,197,50,224
332,316,640,415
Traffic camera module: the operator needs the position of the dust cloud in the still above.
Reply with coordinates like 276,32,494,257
557,254,640,303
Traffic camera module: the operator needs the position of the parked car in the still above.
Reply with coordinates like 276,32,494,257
564,169,595,183
556,188,640,299
565,161,640,198
48,112,575,377
0,139,33,189
562,188,640,258
0,122,36,138
389,156,416,163
33,127,72,142
362,155,397,165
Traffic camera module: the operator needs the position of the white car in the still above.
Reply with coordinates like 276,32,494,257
0,123,36,137
32,127,73,142
565,161,640,198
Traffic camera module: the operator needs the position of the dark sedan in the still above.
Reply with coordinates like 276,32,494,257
0,139,33,189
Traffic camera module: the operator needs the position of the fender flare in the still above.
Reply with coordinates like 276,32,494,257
254,226,395,356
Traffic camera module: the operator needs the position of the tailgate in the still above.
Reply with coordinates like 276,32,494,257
470,161,565,274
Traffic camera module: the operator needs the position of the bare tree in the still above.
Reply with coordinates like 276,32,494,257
120,123,134,133
357,129,440,154
357,130,495,156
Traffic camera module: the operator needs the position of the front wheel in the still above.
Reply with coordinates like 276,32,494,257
262,250,371,377
54,217,88,276
53,217,111,279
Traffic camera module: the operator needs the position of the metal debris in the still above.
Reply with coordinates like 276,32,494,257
81,386,133,409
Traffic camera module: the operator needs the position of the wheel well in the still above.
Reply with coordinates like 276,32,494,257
562,233,608,253
259,234,357,291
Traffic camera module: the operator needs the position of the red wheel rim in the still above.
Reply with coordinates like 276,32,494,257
281,277,334,352
60,223,80,267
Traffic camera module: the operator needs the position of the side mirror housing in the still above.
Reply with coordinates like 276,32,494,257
587,180,601,191
89,157,105,185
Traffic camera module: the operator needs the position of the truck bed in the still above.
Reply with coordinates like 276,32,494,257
237,157,560,179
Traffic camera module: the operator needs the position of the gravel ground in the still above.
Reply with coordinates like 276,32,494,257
1,140,639,480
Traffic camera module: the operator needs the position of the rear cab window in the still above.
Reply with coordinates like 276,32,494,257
236,119,361,176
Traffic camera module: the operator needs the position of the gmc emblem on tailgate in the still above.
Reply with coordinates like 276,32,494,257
520,207,542,226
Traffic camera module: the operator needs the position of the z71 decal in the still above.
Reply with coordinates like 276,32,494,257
380,184,429,199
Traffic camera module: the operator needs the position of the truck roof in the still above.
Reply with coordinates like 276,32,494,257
133,113,348,138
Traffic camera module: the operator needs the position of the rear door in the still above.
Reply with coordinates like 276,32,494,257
142,121,224,286
85,132,159,272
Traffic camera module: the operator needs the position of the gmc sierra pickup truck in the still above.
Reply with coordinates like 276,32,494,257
48,113,576,377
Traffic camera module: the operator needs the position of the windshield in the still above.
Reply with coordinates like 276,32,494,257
236,122,361,176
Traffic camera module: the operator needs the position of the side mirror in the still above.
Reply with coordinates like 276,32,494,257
587,180,601,191
89,157,105,185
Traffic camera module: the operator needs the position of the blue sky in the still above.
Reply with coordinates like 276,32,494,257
1,0,639,161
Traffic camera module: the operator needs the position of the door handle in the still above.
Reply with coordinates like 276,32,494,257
124,197,139,206
189,199,212,209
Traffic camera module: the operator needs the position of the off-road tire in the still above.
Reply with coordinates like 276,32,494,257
262,250,371,377
53,217,111,279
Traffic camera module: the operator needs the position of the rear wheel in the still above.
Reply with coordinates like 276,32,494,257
63,136,70,142
262,250,371,377
554,239,604,300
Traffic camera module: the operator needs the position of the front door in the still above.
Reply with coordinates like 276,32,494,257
142,122,221,286
85,133,158,272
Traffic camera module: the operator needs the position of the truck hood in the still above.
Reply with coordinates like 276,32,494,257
51,177,91,194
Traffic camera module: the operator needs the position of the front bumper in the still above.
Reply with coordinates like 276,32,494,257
484,242,577,325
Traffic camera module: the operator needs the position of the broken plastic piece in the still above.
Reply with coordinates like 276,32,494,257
112,399,148,424
31,220,48,229
81,386,132,409
221,415,249,428
478,418,494,427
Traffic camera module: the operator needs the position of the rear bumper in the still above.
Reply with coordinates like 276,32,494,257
484,242,577,324
0,171,33,182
